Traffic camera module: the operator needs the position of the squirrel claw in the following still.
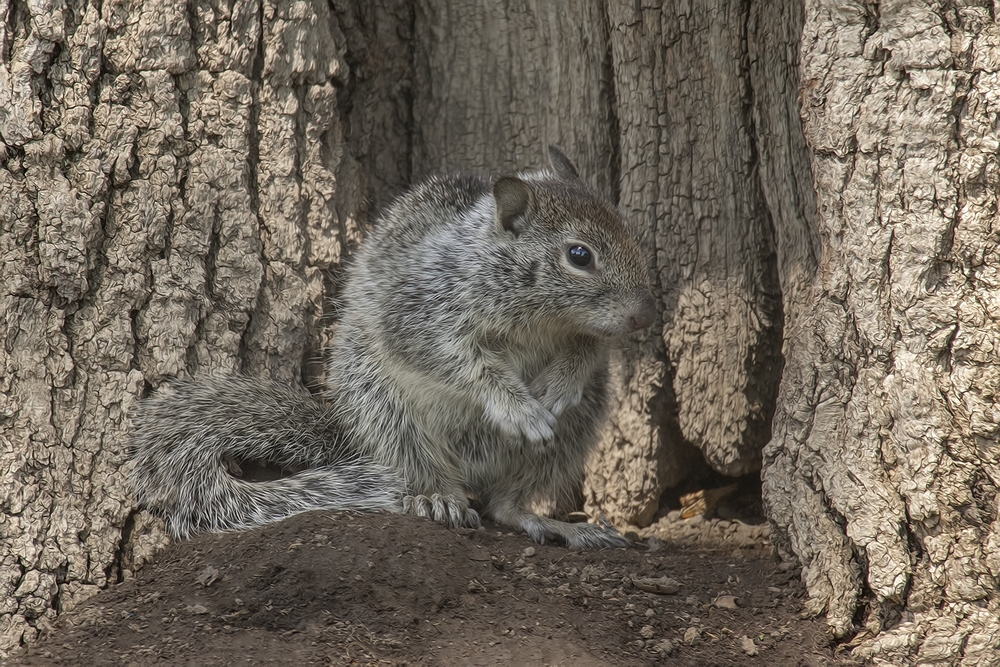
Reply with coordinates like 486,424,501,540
513,511,631,549
532,381,585,418
486,397,556,445
403,494,481,529
556,521,631,549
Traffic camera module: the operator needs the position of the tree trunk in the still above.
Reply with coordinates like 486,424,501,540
584,0,785,527
0,0,412,653
410,1,618,198
763,1,1000,662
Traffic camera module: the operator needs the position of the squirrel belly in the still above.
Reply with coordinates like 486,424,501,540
130,146,655,549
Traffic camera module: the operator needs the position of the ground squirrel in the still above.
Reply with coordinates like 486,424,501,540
131,146,656,548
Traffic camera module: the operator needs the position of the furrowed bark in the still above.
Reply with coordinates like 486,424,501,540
411,0,616,195
588,0,784,527
764,1,1000,660
0,0,411,654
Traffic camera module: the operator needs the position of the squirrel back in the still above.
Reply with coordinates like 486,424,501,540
131,147,654,548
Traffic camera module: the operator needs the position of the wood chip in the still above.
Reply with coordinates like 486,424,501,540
194,566,219,588
632,576,681,595
713,594,740,609
679,483,739,519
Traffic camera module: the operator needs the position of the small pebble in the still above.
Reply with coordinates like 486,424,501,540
740,635,759,656
714,595,740,610
522,546,535,558
654,639,675,655
195,565,220,588
683,627,701,646
632,576,681,595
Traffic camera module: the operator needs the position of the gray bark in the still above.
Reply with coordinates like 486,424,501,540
585,0,784,527
763,1,1000,662
0,0,411,654
411,0,617,196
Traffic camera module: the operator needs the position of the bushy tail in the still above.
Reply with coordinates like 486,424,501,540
129,376,403,538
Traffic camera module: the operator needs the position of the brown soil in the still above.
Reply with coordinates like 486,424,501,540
14,507,860,666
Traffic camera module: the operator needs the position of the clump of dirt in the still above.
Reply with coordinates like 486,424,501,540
16,511,857,666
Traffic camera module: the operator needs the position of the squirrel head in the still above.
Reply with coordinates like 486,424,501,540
489,146,656,337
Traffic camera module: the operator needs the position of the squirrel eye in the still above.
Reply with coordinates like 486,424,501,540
567,244,593,267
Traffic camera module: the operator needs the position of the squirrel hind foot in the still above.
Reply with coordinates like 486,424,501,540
492,506,630,549
559,521,631,550
403,494,481,529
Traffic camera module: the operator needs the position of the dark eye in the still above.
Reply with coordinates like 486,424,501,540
567,244,592,267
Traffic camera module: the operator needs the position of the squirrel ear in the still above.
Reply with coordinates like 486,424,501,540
492,176,532,235
547,145,580,182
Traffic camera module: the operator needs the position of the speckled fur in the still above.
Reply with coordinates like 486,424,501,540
131,147,655,548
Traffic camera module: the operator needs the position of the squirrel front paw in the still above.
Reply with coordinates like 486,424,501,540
403,494,481,529
483,396,557,446
529,374,585,417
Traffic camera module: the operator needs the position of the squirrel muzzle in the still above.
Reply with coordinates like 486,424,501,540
627,290,657,331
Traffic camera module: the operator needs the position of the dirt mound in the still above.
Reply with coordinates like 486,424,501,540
16,512,856,666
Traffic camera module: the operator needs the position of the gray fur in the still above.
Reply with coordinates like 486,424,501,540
130,147,656,549
130,376,403,539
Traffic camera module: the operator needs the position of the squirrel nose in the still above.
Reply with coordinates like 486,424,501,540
628,292,657,330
